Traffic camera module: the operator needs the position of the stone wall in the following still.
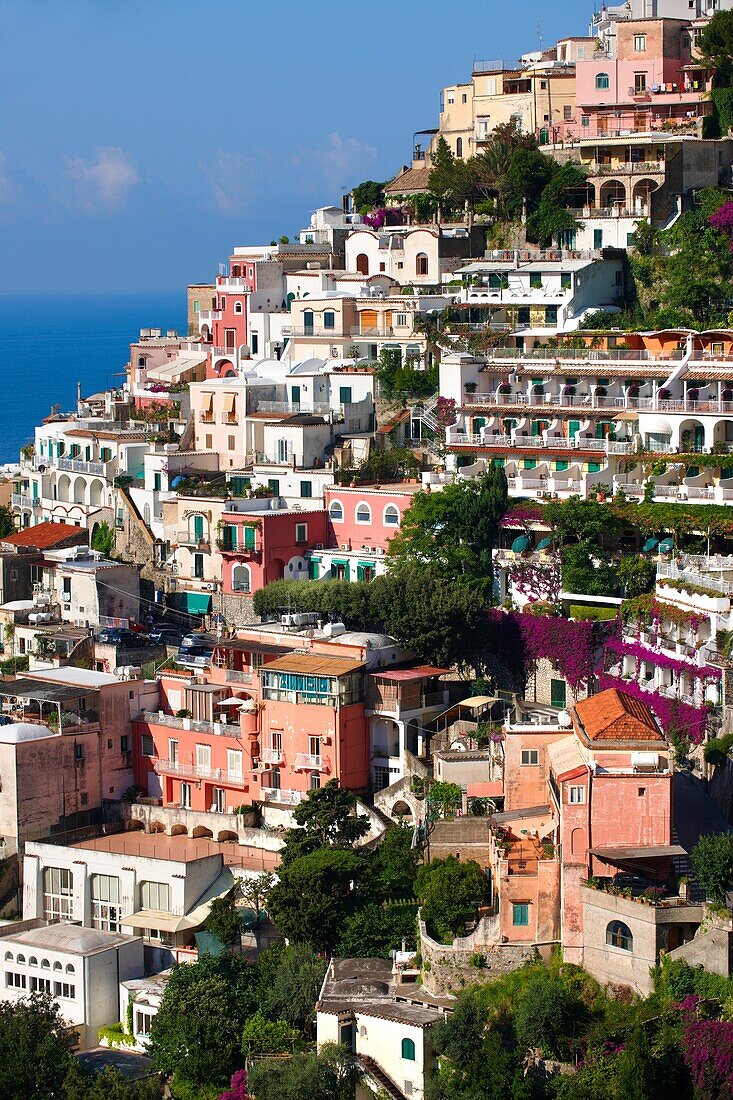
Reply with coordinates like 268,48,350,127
114,488,157,583
419,916,535,997
523,658,587,708
220,591,256,627
428,818,493,865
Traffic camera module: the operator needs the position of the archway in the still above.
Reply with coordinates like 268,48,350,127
170,824,188,837
632,178,658,215
679,418,706,453
599,180,627,210
148,820,166,834
217,830,238,843
57,474,71,503
391,799,413,820
356,254,369,276
231,564,251,593
192,826,214,839
89,479,104,508
73,477,86,505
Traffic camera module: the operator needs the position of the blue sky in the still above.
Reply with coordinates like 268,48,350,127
0,0,592,293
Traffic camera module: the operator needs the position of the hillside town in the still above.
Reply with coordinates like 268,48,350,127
9,2,733,1098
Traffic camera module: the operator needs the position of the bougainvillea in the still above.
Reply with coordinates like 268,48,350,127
218,1069,249,1100
710,200,733,255
436,396,457,429
597,673,709,744
487,609,618,691
362,206,405,230
500,503,545,528
681,1019,733,1096
606,636,722,681
509,557,562,605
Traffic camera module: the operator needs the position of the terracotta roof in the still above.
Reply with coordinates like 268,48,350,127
1,523,86,550
384,166,432,194
373,665,448,682
64,429,148,441
264,653,365,676
573,688,664,744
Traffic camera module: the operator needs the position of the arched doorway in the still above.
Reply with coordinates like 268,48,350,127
599,180,627,210
356,254,369,276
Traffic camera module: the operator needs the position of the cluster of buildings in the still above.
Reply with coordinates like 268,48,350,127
6,1,733,1095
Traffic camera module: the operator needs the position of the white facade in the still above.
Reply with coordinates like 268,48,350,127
345,227,449,286
0,921,144,1049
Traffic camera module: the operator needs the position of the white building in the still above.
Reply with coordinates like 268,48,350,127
0,921,144,1049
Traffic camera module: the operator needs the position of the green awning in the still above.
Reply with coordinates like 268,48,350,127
658,538,675,553
185,593,212,614
642,538,658,553
511,536,530,553
536,537,553,551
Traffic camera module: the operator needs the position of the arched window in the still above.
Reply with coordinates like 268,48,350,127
41,959,50,970
402,1037,416,1061
606,920,633,951
355,503,372,524
383,504,400,526
456,137,463,158
53,961,62,972
234,301,243,314
596,72,610,90
329,500,344,522
416,253,429,276
65,964,75,974
3,951,12,962
17,955,26,965
356,253,369,276
137,356,146,369
231,564,251,593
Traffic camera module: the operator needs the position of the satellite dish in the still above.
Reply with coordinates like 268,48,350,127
558,710,572,727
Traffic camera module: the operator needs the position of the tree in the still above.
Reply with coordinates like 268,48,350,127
387,466,508,592
513,973,581,1058
281,780,369,864
561,541,619,597
530,160,585,245
352,180,387,211
690,832,733,904
415,857,485,940
0,994,76,1100
205,895,241,945
91,521,115,556
257,943,327,1032
63,1064,163,1100
617,555,656,599
544,496,623,544
371,824,422,900
0,506,15,539
429,137,473,210
239,872,275,924
149,954,259,1086
267,848,368,952
247,1043,360,1100
241,1013,300,1056
336,902,418,958
697,9,733,87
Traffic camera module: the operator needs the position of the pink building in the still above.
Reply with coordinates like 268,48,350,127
574,18,710,137
324,484,420,556
219,501,328,596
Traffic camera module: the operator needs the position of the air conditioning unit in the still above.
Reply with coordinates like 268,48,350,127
341,543,349,551
205,582,216,591
315,543,324,550
322,735,332,746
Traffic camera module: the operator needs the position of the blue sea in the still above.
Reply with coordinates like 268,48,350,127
0,292,187,464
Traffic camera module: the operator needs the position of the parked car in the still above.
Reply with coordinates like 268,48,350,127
97,628,151,647
180,632,218,649
176,641,214,669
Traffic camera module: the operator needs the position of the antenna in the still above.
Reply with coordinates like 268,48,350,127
536,18,543,52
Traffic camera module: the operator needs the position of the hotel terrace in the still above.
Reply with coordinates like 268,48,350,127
440,330,733,502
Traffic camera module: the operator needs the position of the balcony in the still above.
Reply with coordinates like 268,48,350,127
143,711,239,736
293,752,323,770
350,325,395,338
57,457,110,476
225,670,254,684
592,160,665,175
422,689,449,708
153,758,248,787
175,531,211,550
260,747,284,765
12,494,39,510
254,400,333,416
262,787,303,806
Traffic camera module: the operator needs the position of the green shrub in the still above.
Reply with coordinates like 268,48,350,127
98,1021,136,1047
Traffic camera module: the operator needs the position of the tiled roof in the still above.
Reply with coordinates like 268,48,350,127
573,688,664,744
384,167,432,194
264,653,365,676
1,523,86,550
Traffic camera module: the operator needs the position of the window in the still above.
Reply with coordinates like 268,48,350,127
309,771,321,790
193,553,204,579
74,743,84,761
329,500,344,522
30,977,52,994
300,480,312,498
545,305,558,326
91,874,121,931
234,301,243,314
596,72,610,90
136,1010,155,1037
231,564,251,592
141,734,154,757
5,972,25,989
456,137,463,158
251,333,259,354
355,503,372,524
181,781,192,808
303,310,314,333
606,920,633,951
401,1037,416,1061
395,312,408,327
53,981,75,999
563,104,572,120
561,272,572,290
43,867,73,921
512,903,529,926
518,307,530,326
228,435,235,451
140,881,171,911
295,522,308,544
521,750,539,765
196,743,211,770
153,471,162,492
384,504,400,526
569,786,585,804
416,253,429,276
213,787,226,813
634,34,647,51
530,273,542,289
227,749,243,780
634,72,647,94
594,229,603,250
323,311,335,330
339,386,352,404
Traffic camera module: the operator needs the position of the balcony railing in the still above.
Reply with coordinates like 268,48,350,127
593,160,665,175
153,758,248,786
260,747,284,765
225,670,254,684
57,457,109,476
175,531,211,549
293,752,323,770
143,711,239,735
262,787,303,806
255,400,333,416
12,494,38,509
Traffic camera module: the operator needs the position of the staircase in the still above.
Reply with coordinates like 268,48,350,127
410,393,439,437
359,1056,408,1100
671,827,706,904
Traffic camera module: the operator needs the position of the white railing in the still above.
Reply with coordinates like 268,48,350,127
225,670,253,684
262,787,302,806
12,494,37,509
255,400,333,416
657,561,733,596
57,457,109,476
293,753,322,770
261,747,284,765
153,759,246,785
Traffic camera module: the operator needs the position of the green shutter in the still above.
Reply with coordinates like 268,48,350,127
193,515,204,540
512,903,529,926
523,459,537,470
551,679,567,708
243,526,256,550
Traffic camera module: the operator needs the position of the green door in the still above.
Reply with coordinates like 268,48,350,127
551,679,567,708
193,515,204,541
569,420,580,441
291,385,301,406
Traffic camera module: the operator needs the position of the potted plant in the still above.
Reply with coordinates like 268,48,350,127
687,388,699,402
627,384,640,398
658,387,671,400
464,381,478,395
498,383,511,395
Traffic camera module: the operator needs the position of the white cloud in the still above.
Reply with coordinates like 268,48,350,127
65,147,139,210
202,150,261,214
314,132,378,191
